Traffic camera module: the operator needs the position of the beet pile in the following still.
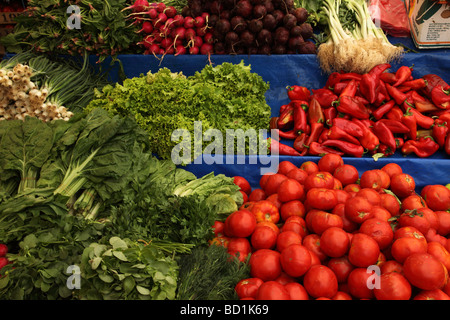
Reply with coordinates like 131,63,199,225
181,0,316,55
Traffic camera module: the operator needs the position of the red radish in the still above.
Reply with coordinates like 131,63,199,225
164,6,177,18
154,13,167,28
147,8,158,19
139,34,154,49
173,14,184,27
138,21,154,34
203,32,215,44
172,27,186,41
175,45,187,56
196,26,207,37
194,16,206,28
123,0,149,13
200,43,214,55
0,244,7,257
193,35,203,47
185,28,197,40
189,46,200,54
156,2,166,13
184,16,195,29
148,43,160,54
160,37,174,49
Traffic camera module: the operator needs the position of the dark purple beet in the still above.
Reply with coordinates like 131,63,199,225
240,30,255,47
258,44,272,55
251,0,265,5
288,36,304,51
274,26,289,45
248,46,259,55
225,31,240,45
299,23,314,40
210,0,223,14
209,14,220,27
253,4,267,18
290,7,309,24
283,13,297,29
262,14,277,30
214,42,226,54
216,18,231,34
248,18,263,33
263,0,274,13
213,29,225,42
231,15,248,33
272,9,284,25
298,40,317,54
272,44,286,54
220,10,231,20
222,0,236,10
289,25,302,37
235,0,253,18
257,28,273,45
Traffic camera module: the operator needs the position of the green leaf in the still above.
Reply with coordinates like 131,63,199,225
99,273,115,283
109,236,128,250
136,285,151,296
112,251,128,262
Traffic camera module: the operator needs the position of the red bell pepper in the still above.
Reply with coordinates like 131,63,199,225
432,119,448,147
292,100,309,135
395,137,404,149
359,73,379,104
321,139,365,157
279,103,290,115
377,144,395,157
323,106,338,127
438,111,450,126
325,72,343,89
393,65,413,87
339,79,358,99
411,90,440,113
308,141,345,156
274,129,299,140
386,105,404,121
380,72,398,85
277,104,294,130
318,128,329,144
408,107,435,129
378,119,410,134
293,133,308,153
373,121,396,151
401,136,440,158
368,63,391,79
269,117,279,130
445,134,450,155
311,88,338,108
300,98,325,155
431,86,450,110
386,83,407,105
417,129,433,139
335,95,370,119
353,119,380,152
327,125,361,145
287,85,311,101
372,100,396,120
402,78,427,90
339,72,363,81
332,81,349,96
332,118,364,138
401,108,417,140
268,138,301,156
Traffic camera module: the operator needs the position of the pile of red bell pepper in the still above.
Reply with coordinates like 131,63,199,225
270,63,450,158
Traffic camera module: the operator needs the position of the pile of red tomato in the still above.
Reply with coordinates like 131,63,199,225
210,154,450,300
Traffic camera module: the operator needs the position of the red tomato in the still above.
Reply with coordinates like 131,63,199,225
277,160,298,176
332,291,352,300
284,282,309,300
370,206,392,222
344,183,361,195
359,218,394,250
344,196,374,224
320,227,349,258
403,253,448,291
249,249,282,281
286,168,308,184
275,271,296,285
309,210,344,235
281,217,308,238
421,184,450,211
394,226,427,244
390,237,427,264
306,188,338,211
256,221,280,236
380,193,400,216
212,220,225,237
436,210,450,236
374,272,412,300
381,162,402,179
303,265,338,299
255,281,290,300
209,236,230,248
259,173,273,189
248,188,267,202
335,189,351,205
277,178,305,203
333,164,359,186
280,244,312,277
390,173,416,199
418,207,439,231
280,200,306,221
356,188,381,206
233,176,251,195
413,289,450,300
225,210,257,238
276,230,302,252
251,200,280,224
227,237,251,262
251,226,278,250
425,228,448,248
332,203,358,233
327,256,354,283
318,153,344,174
302,234,327,263
304,171,335,191
266,193,282,210
0,244,8,257
427,241,450,272
235,278,264,299
300,161,319,175
348,233,380,267
359,169,390,191
397,210,431,235
240,190,248,203
264,173,288,196
380,260,403,275
347,268,375,299
401,194,427,211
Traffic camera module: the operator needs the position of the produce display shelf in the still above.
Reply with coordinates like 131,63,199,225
93,51,450,191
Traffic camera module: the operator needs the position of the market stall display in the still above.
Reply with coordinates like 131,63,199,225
0,0,449,303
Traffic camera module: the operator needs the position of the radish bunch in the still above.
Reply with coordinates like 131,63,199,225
126,1,214,56
181,0,316,55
